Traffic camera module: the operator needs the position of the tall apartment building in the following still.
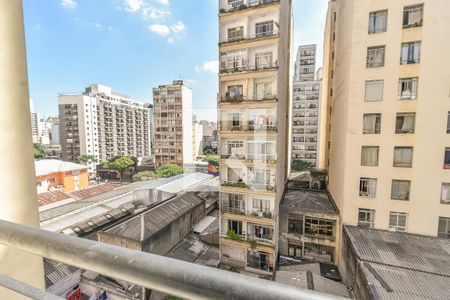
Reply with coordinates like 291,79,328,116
153,80,193,167
59,84,150,171
322,0,450,249
218,0,292,276
292,45,322,167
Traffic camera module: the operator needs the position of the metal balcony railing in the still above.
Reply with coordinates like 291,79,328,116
219,94,278,103
219,30,279,44
0,220,342,300
219,62,278,74
219,0,280,14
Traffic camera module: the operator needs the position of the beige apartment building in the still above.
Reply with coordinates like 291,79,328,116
218,0,292,276
322,0,450,244
153,80,193,167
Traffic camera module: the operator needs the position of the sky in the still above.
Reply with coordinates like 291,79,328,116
23,0,328,122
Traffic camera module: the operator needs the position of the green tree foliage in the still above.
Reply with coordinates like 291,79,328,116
203,145,217,155
102,156,135,181
203,155,219,162
291,159,313,172
154,163,183,178
132,171,154,182
75,155,97,165
33,143,44,159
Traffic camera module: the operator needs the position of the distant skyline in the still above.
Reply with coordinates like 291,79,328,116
24,0,328,122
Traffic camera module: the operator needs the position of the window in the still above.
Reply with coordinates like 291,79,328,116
254,79,273,100
252,198,270,214
288,244,302,258
227,26,244,41
400,42,421,64
359,178,377,198
391,180,411,200
304,243,335,263
389,212,408,232
393,147,413,167
366,46,385,68
444,148,450,169
368,10,388,33
255,52,273,69
365,80,384,101
396,113,415,133
227,220,242,236
361,146,379,167
447,112,450,134
226,85,243,100
304,217,335,238
363,113,381,134
288,217,303,234
358,209,375,228
441,183,450,204
403,4,423,29
438,217,450,239
255,21,274,37
398,78,418,99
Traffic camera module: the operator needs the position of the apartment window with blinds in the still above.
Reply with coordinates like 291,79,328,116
438,217,450,239
396,113,415,133
361,146,379,167
391,180,410,200
368,10,388,34
359,178,377,198
400,42,421,64
363,113,381,134
389,212,408,232
441,183,450,205
255,21,274,37
227,26,244,41
393,147,413,167
365,80,383,101
403,4,423,29
398,78,418,99
444,148,450,169
358,208,375,228
366,46,385,68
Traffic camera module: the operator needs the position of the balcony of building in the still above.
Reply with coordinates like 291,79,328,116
219,108,277,136
220,165,276,193
219,218,275,247
219,46,278,76
220,138,277,164
219,0,280,15
218,77,278,107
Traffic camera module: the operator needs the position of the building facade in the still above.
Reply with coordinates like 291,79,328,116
153,80,193,167
58,84,150,172
218,0,292,276
292,45,322,167
322,0,450,244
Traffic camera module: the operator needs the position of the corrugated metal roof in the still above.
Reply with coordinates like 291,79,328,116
345,226,450,276
275,263,350,298
362,262,450,300
44,259,79,289
280,189,338,215
104,192,204,241
193,216,217,234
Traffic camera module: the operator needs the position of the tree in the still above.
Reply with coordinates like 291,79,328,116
291,159,313,172
103,156,135,181
203,155,219,162
75,155,97,165
33,143,44,159
203,145,217,155
154,163,183,178
132,171,154,182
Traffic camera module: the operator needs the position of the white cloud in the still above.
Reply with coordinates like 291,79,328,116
149,24,170,36
91,22,103,29
167,37,175,44
156,0,170,5
142,6,170,19
123,0,144,12
195,60,219,74
60,0,77,9
170,21,185,34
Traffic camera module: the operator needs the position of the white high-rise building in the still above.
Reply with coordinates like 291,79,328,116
58,84,150,171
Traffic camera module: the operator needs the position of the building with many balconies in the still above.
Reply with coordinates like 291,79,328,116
218,0,292,277
153,80,193,168
58,84,150,173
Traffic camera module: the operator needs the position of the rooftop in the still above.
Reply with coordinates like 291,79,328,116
103,192,204,241
275,263,350,298
280,189,338,215
35,159,87,177
345,226,450,299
